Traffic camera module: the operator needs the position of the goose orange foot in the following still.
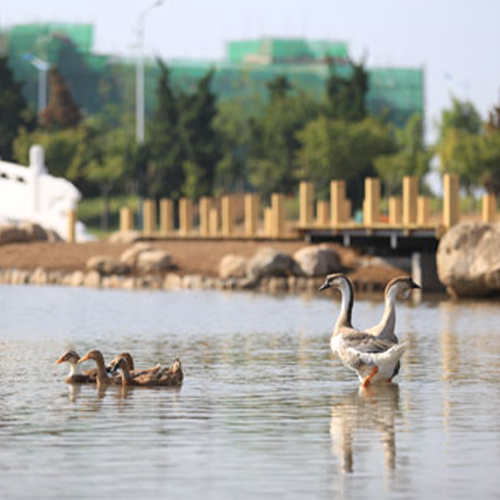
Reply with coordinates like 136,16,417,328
361,366,379,388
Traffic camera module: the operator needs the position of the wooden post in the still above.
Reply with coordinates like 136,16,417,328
443,173,459,228
364,177,380,226
482,193,496,223
143,199,156,235
120,207,134,232
271,193,285,238
179,198,193,236
245,193,260,237
417,196,430,226
159,198,174,235
199,197,212,237
67,209,76,243
299,181,314,227
403,176,418,226
389,196,402,225
221,195,234,237
330,180,345,227
209,207,219,236
316,200,330,226
264,207,273,236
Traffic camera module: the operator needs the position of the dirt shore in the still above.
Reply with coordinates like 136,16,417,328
0,239,405,287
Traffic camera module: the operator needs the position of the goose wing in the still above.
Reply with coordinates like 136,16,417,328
341,332,395,354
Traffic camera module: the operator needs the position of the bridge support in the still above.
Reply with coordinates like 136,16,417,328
411,251,445,292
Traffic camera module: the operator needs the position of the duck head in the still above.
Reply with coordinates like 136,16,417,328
78,349,104,365
56,350,80,366
108,352,134,373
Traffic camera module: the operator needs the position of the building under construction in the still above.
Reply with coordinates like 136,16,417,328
0,23,424,127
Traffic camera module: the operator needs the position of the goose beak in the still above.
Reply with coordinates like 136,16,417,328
319,281,330,292
78,354,89,364
410,280,421,290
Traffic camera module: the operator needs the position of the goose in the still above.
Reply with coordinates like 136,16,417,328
78,349,122,387
366,276,420,343
319,273,406,388
56,350,98,384
108,352,162,378
112,353,183,387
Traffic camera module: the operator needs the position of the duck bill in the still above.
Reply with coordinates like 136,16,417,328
55,357,65,365
78,354,90,364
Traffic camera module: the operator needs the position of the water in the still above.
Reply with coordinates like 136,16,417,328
0,285,499,499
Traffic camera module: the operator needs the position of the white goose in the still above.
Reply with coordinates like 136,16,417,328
319,273,407,388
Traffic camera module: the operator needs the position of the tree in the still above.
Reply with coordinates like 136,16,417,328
481,98,500,195
296,116,393,203
374,114,431,194
145,60,184,198
438,96,482,140
178,69,223,198
0,55,36,161
325,58,369,122
248,76,321,200
41,66,81,130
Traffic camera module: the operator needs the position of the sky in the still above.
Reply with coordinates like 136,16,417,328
1,0,500,142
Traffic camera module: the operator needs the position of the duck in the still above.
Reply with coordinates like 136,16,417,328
112,353,183,387
108,352,162,378
366,276,421,343
319,273,406,388
78,349,122,387
56,349,98,384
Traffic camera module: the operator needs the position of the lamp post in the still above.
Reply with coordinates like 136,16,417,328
136,0,164,144
23,54,50,114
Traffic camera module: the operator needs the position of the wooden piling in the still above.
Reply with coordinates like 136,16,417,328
443,173,459,228
482,193,496,223
67,209,76,243
245,193,260,237
403,176,418,226
159,199,173,235
199,197,212,237
417,196,430,226
331,180,346,226
209,207,219,236
143,199,156,235
299,181,314,227
179,198,193,236
363,177,380,226
389,196,402,225
120,207,134,232
271,193,285,238
264,207,273,236
316,200,330,226
221,195,234,237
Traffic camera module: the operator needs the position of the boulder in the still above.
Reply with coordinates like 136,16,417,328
119,242,153,267
437,221,500,297
108,230,143,244
218,254,248,279
136,249,172,273
0,225,30,245
163,273,182,290
246,247,299,281
293,245,341,277
86,255,130,276
18,222,47,242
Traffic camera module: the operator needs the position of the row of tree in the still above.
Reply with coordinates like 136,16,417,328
1,52,499,231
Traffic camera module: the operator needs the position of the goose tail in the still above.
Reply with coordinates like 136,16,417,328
350,342,407,366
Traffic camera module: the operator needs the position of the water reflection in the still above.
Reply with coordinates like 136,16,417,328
330,384,400,474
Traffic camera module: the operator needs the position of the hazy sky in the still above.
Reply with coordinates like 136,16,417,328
2,0,499,140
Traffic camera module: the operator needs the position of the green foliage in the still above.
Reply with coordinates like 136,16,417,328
41,67,81,130
325,58,368,122
374,114,431,194
0,55,36,161
438,96,482,140
296,116,393,200
248,76,321,200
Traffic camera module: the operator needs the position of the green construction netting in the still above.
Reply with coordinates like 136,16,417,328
1,24,423,127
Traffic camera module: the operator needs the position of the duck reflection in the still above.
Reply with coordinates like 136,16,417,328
330,384,400,473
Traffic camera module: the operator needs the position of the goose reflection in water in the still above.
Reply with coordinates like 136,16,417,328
330,384,400,473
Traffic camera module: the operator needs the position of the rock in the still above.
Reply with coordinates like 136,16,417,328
119,242,153,267
246,247,299,281
83,270,101,288
69,271,85,287
163,273,182,290
219,254,248,279
437,221,500,297
45,229,62,242
293,245,341,277
108,230,143,244
268,276,288,294
31,267,48,285
18,222,47,242
0,225,30,245
136,250,172,273
86,255,130,276
182,274,203,289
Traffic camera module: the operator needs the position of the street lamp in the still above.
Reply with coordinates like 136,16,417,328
23,54,50,114
136,0,164,144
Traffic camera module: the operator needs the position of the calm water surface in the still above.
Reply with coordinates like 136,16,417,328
0,285,499,499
